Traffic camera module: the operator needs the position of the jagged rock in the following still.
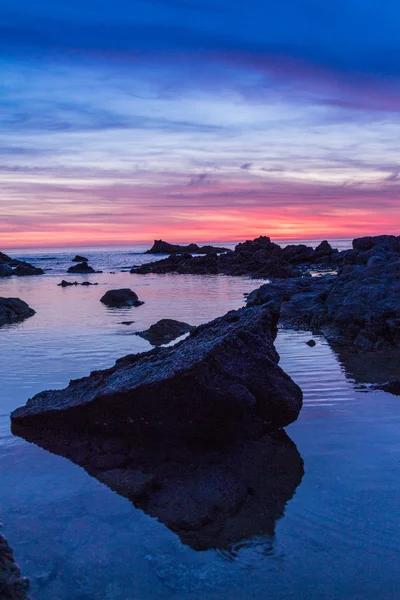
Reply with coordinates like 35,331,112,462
0,252,44,276
0,531,30,599
11,425,303,551
0,298,35,327
100,289,144,307
67,262,96,274
136,319,194,345
72,255,88,262
11,305,303,441
146,240,229,254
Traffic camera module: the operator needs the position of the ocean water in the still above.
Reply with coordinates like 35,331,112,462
1,241,400,600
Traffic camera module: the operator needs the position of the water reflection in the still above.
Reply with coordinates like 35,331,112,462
12,425,303,552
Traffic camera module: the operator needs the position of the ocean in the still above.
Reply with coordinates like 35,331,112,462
1,239,399,600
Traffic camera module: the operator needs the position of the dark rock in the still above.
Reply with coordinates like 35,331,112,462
13,263,44,276
57,280,98,287
120,321,135,325
100,289,144,308
306,339,316,347
136,319,194,345
371,380,400,395
11,305,303,441
0,298,35,327
0,252,44,277
0,264,13,277
81,281,98,286
0,252,13,264
72,255,88,262
67,262,96,274
0,531,30,599
146,240,230,254
11,425,303,551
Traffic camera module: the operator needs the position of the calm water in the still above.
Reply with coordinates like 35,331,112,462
1,242,400,600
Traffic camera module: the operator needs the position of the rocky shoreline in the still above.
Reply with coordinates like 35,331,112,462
0,531,30,600
0,252,44,277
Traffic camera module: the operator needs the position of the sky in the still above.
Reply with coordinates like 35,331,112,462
1,0,400,248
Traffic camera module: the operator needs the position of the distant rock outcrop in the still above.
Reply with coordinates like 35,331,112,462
57,280,98,287
100,289,144,307
67,262,96,274
11,305,303,441
0,251,44,277
72,255,88,262
145,240,230,255
136,319,194,345
133,236,341,278
0,531,30,599
0,298,35,327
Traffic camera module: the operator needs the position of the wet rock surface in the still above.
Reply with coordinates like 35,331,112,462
11,305,303,440
100,289,144,307
145,240,230,254
0,298,35,327
133,236,340,278
247,235,400,351
0,251,44,277
0,531,30,599
11,425,303,551
136,319,194,345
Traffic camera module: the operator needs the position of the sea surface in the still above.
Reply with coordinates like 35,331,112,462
1,240,400,600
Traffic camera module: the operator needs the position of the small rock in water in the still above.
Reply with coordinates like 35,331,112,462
100,289,144,308
67,262,96,274
72,255,88,262
306,339,316,347
120,321,135,325
136,319,194,345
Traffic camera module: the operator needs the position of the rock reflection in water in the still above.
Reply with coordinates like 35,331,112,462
12,425,304,551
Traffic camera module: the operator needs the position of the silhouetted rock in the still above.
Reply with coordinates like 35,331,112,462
133,236,341,278
67,262,96,274
306,339,316,347
57,280,98,287
100,289,144,307
136,319,194,345
11,305,303,441
0,251,44,277
0,298,35,327
146,240,230,254
372,380,400,395
11,425,303,551
0,531,30,599
72,255,88,262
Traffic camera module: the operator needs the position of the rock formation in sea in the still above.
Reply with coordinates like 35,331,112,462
132,236,341,278
247,235,400,352
11,304,303,440
67,262,97,274
145,240,230,254
11,425,303,551
0,251,44,277
71,255,88,262
57,280,98,287
0,531,30,599
0,298,36,327
136,319,194,345
100,289,144,307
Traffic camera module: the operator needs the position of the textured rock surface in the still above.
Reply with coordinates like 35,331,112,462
146,240,230,254
0,531,30,599
100,288,144,307
11,426,303,551
11,305,303,440
247,235,400,351
133,236,340,278
136,319,194,345
0,298,35,327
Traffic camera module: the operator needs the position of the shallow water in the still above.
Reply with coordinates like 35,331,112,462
1,245,400,600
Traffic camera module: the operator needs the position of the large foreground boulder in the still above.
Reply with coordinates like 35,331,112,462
100,289,144,307
12,426,303,551
0,531,30,599
11,305,303,441
0,298,35,327
136,319,194,345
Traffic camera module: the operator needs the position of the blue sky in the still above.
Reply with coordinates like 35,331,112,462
2,0,400,246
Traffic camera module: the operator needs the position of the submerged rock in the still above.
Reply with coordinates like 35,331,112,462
0,298,35,327
72,255,88,262
67,262,96,274
100,289,144,307
136,319,194,345
0,531,30,599
11,425,303,551
306,339,316,347
11,305,303,441
146,240,230,254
